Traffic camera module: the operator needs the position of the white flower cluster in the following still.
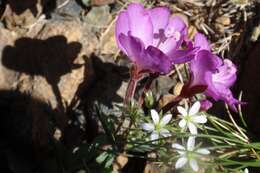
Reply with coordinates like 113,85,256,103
140,101,249,172
141,101,209,172
172,101,209,172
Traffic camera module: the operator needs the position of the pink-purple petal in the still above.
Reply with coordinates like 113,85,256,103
189,50,219,91
147,6,170,36
212,59,237,88
126,3,153,47
209,82,241,111
115,11,130,53
143,46,172,74
118,34,144,62
200,99,213,111
115,3,191,75
169,47,197,64
194,32,211,51
167,16,187,34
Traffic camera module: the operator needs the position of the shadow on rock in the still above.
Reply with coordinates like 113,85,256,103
0,89,60,173
4,0,57,16
83,55,129,108
2,35,82,112
81,55,129,141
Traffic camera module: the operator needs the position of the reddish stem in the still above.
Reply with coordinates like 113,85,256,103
124,66,140,104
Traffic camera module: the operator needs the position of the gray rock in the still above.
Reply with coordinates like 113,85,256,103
84,5,112,32
55,0,83,17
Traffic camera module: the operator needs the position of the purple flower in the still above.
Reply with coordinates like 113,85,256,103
200,99,213,111
182,33,241,111
115,3,194,74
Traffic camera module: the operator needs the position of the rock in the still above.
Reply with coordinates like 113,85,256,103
91,0,115,6
82,21,99,54
116,81,128,99
143,163,160,173
34,20,94,109
0,21,4,28
83,56,128,108
113,154,128,171
81,0,91,6
1,19,94,110
158,94,176,109
154,75,175,95
0,28,18,90
55,0,83,17
84,5,112,31
2,0,43,31
99,21,118,55
173,82,183,96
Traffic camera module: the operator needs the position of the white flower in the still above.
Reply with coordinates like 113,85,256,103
178,101,207,134
141,109,172,141
244,168,249,173
172,137,210,172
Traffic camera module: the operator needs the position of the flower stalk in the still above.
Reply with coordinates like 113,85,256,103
124,66,141,104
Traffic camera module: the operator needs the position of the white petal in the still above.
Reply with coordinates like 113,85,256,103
187,136,195,151
160,128,171,137
172,143,185,150
189,101,200,115
188,122,198,135
175,157,188,169
172,143,185,155
179,119,187,128
244,168,249,173
196,148,210,155
151,131,159,141
160,114,172,126
141,123,155,131
177,106,188,116
193,115,207,124
151,109,160,124
189,159,199,172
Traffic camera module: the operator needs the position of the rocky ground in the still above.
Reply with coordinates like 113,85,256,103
0,0,259,173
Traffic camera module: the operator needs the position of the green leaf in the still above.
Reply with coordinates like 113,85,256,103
220,159,260,167
81,0,90,6
105,154,115,168
96,151,109,164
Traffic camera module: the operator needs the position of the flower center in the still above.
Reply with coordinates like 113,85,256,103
165,27,181,41
155,123,161,131
184,115,193,122
186,151,194,160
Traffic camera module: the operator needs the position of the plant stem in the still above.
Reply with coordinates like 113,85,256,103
124,66,140,105
226,105,260,160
